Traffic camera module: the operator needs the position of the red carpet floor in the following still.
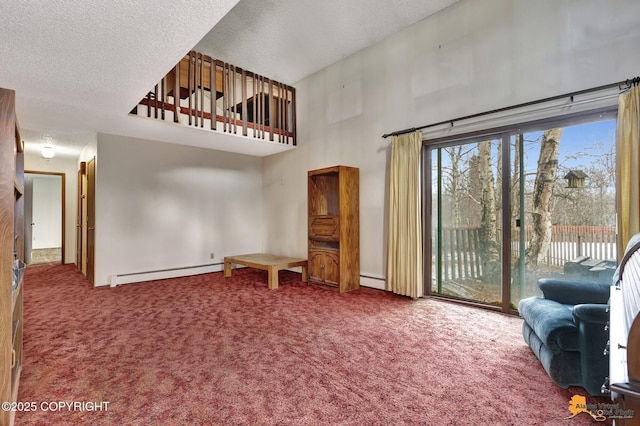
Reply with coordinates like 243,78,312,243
16,264,612,425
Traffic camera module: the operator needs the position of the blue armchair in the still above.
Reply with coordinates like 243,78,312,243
518,278,610,395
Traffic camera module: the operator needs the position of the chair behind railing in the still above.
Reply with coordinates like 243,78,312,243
132,50,296,146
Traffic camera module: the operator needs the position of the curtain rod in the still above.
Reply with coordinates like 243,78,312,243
382,76,640,139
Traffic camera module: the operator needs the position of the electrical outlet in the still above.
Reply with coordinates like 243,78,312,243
210,252,215,259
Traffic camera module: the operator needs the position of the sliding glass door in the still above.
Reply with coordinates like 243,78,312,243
427,113,617,312
430,137,503,306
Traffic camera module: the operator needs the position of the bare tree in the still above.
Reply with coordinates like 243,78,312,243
441,145,477,226
447,146,463,226
477,140,500,282
525,128,563,267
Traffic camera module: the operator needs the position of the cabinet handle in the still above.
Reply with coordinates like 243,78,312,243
11,349,16,368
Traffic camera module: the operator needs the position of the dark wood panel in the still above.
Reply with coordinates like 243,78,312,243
309,216,340,240
308,166,359,292
0,88,19,425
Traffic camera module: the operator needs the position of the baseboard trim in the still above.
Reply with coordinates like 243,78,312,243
109,262,224,287
108,264,387,291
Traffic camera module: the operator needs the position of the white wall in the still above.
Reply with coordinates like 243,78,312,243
94,133,263,286
25,153,79,264
262,0,640,289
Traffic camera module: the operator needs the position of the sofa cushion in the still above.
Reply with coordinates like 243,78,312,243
518,297,580,352
538,279,610,305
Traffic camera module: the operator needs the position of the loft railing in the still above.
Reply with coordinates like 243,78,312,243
131,50,296,145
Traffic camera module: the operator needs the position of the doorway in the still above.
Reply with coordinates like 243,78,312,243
24,171,65,265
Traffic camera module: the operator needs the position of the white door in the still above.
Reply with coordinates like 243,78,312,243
28,174,62,263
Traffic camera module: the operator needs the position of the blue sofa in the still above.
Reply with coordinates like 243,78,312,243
518,278,610,395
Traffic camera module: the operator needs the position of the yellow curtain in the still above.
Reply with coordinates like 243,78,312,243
617,86,640,256
386,131,423,298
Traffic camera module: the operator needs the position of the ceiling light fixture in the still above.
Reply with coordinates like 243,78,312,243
41,145,55,159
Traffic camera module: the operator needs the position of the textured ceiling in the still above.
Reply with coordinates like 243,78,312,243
1,0,459,157
196,0,461,84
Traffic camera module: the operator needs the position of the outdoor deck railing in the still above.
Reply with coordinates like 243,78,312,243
512,225,617,266
437,225,617,282
131,50,296,146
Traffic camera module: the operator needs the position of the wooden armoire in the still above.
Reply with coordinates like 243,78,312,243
307,166,359,293
0,88,24,426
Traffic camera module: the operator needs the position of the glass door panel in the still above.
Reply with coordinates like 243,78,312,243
431,138,503,306
510,119,617,309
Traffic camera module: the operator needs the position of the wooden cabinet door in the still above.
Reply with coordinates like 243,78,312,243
322,250,340,286
308,250,325,282
308,250,339,286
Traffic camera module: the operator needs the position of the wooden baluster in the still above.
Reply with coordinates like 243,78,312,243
153,83,158,119
194,51,199,127
195,53,199,127
196,52,200,125
228,64,233,132
260,75,265,139
228,63,232,133
255,75,259,138
232,64,237,134
280,81,284,142
291,86,296,145
160,77,165,121
282,82,286,142
269,79,274,142
210,58,216,131
222,63,227,132
187,51,193,126
277,80,282,142
199,52,204,127
146,90,151,118
264,77,268,137
217,60,224,131
228,63,233,133
287,85,291,144
241,69,247,136
279,83,284,143
286,85,291,144
256,75,260,138
278,83,287,143
174,63,180,123
252,73,257,138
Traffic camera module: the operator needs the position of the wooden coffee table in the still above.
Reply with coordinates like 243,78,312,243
223,253,308,289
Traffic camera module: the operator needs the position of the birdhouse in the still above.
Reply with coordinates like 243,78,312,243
564,170,588,188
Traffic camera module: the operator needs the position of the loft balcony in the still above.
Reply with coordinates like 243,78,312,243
131,50,296,147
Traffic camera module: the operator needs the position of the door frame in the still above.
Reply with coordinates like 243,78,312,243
24,170,66,264
86,157,95,285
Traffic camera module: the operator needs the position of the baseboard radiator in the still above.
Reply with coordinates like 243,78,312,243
109,263,385,290
109,262,224,287
360,274,385,290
